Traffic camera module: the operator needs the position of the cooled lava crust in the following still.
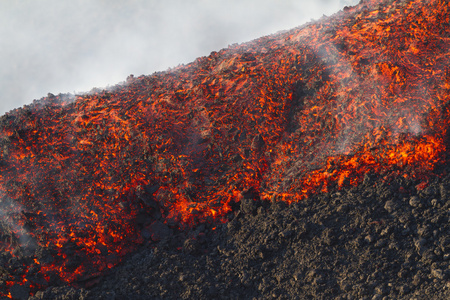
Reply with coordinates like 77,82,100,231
1,0,450,298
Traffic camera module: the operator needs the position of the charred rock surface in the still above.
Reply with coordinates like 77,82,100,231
1,0,450,298
30,173,450,299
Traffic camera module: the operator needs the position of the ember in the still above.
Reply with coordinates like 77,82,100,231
1,0,450,298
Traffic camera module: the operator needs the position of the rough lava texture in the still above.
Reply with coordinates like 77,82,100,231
30,172,450,299
2,0,450,299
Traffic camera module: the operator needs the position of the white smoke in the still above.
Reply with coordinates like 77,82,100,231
0,0,359,115
0,194,35,249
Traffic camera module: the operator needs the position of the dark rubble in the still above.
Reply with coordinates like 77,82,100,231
1,0,450,298
28,173,450,299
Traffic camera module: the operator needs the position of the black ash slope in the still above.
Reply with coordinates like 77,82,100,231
3,0,450,298
30,172,450,299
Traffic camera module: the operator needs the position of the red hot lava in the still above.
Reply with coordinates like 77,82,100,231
2,0,450,297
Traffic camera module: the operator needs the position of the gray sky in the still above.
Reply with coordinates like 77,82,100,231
0,0,358,115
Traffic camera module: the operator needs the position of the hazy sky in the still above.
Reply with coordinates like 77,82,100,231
0,0,359,115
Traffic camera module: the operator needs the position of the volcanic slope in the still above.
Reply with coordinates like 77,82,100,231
1,0,450,298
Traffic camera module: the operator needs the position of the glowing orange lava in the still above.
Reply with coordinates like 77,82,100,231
2,0,450,297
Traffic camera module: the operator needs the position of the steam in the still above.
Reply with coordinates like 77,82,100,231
0,0,359,115
0,193,35,250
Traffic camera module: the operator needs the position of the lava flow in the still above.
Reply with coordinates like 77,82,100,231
2,0,450,297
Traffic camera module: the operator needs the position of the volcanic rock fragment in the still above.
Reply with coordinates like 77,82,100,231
251,134,265,152
144,221,172,242
183,237,201,255
383,200,396,213
431,268,445,280
409,196,421,207
9,284,30,300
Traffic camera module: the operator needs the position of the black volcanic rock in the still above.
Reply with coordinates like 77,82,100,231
75,173,448,299
2,0,450,299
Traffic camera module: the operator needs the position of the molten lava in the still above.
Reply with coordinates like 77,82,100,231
2,0,450,297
